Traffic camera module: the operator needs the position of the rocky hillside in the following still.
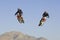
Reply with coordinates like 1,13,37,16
0,31,47,40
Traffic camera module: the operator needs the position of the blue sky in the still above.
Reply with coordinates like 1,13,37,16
0,0,60,40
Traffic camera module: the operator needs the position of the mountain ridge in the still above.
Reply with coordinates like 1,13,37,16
0,31,47,40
